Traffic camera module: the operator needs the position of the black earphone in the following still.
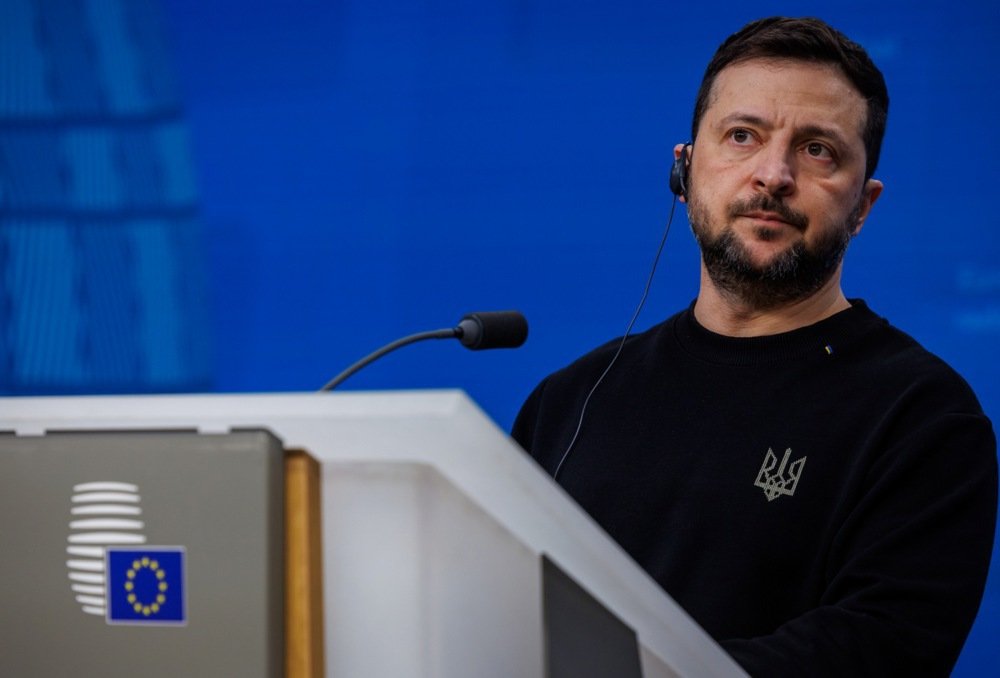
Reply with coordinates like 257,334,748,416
669,143,691,197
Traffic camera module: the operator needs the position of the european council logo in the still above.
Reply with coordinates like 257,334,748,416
105,547,187,625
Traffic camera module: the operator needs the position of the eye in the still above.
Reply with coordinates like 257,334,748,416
729,128,754,145
804,142,833,159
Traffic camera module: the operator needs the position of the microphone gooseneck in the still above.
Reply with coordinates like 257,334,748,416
319,310,528,391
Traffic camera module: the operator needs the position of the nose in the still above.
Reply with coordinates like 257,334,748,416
751,146,795,197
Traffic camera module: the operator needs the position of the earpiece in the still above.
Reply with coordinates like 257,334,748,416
669,143,691,197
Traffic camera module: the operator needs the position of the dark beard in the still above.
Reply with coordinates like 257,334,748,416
689,194,856,310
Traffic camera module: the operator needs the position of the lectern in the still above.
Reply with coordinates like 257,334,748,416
0,391,744,677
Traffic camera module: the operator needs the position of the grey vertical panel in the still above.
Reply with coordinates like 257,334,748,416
543,554,643,678
0,429,285,677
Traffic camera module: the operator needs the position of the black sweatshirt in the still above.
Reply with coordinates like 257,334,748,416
513,301,997,677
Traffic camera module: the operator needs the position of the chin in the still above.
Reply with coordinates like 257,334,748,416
739,238,799,266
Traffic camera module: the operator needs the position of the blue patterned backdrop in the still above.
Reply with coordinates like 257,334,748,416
2,0,998,672
0,0,210,393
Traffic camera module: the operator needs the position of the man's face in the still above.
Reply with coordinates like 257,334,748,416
684,58,883,309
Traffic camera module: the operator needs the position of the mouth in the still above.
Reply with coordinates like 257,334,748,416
726,195,810,233
739,211,804,232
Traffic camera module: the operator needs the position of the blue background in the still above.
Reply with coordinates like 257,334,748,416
2,0,998,672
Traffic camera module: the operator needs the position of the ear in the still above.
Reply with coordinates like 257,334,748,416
672,143,691,203
851,178,883,236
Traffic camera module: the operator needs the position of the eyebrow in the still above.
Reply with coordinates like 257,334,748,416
717,112,851,149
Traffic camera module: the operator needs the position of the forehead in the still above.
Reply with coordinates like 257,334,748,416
703,58,867,142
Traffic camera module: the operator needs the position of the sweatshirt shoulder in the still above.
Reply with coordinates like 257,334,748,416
511,316,676,452
853,307,988,417
544,316,676,388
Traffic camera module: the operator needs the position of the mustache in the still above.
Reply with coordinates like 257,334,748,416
727,195,809,231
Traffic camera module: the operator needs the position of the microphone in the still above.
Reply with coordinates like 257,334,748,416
455,310,529,350
319,310,528,391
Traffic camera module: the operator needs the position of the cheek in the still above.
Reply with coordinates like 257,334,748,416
690,159,744,200
807,183,860,221
802,194,858,240
688,179,736,221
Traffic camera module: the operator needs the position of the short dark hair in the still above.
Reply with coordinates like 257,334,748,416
691,17,889,180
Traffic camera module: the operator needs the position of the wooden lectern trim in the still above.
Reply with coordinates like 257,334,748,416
285,449,325,678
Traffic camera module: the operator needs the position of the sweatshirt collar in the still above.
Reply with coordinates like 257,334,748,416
670,299,885,366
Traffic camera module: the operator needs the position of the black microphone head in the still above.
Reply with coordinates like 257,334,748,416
457,311,528,350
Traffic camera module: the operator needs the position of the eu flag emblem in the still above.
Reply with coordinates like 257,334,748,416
105,548,186,625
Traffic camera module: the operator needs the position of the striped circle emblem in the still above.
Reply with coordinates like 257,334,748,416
67,482,147,617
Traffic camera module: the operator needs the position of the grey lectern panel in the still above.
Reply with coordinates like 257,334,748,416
543,555,643,678
0,429,285,678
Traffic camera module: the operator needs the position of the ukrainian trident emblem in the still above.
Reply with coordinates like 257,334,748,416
753,448,806,502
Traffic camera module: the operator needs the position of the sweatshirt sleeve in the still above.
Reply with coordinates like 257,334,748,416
723,411,998,677
511,377,546,454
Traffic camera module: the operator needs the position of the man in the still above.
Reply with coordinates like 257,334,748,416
513,17,997,676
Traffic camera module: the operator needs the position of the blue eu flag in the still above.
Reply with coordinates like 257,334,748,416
106,548,186,625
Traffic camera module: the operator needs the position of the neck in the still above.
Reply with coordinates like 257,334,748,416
693,266,851,337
